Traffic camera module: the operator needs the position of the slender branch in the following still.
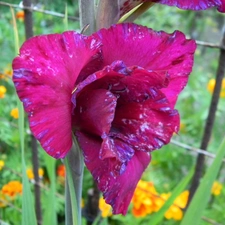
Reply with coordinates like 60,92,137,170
188,30,225,205
0,199,22,212
171,140,225,163
0,1,78,21
196,40,225,50
202,217,223,225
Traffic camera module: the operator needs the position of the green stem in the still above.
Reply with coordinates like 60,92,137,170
64,138,84,225
78,0,95,34
96,0,120,30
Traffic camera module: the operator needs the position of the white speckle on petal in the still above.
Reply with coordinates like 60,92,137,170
140,122,149,132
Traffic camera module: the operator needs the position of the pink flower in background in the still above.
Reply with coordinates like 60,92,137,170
120,0,225,17
13,23,196,214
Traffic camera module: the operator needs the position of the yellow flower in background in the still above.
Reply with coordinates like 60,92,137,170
154,192,169,211
1,64,13,80
4,67,13,77
207,78,216,93
132,180,159,217
10,108,19,119
211,181,223,196
207,78,225,98
99,197,112,218
1,181,22,198
222,79,225,97
81,198,84,208
26,168,44,180
179,122,186,133
0,160,5,170
0,85,6,98
164,190,189,221
131,179,190,221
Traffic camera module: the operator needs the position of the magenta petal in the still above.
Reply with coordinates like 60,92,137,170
72,60,177,169
72,60,169,105
93,23,196,106
157,0,225,12
73,89,117,136
72,60,178,152
13,31,102,158
76,131,151,215
112,98,179,152
118,0,225,16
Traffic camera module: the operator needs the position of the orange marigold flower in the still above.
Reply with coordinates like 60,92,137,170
16,11,25,20
0,86,7,98
132,180,159,217
57,164,66,177
1,181,22,198
211,181,223,196
207,78,225,98
99,197,112,218
26,168,44,180
10,108,19,119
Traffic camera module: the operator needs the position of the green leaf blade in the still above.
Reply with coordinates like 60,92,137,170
181,136,225,225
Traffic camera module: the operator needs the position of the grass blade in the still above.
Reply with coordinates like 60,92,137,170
181,136,225,225
42,153,57,225
64,3,68,30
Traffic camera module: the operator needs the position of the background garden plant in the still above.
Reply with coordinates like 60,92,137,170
0,0,225,225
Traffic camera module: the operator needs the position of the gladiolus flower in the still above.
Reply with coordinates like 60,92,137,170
120,0,225,17
13,23,196,214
